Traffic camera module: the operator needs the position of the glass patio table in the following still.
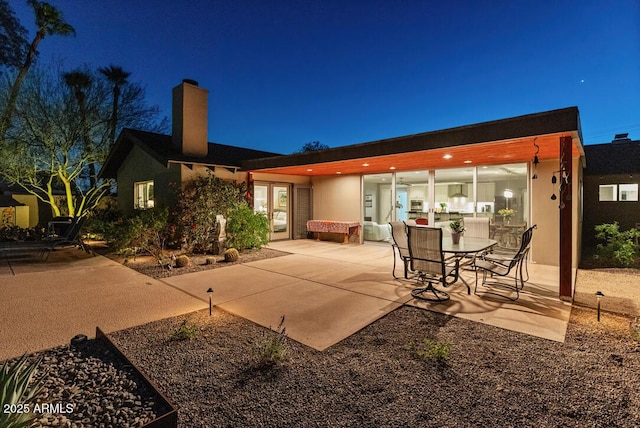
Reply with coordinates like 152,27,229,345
441,236,497,294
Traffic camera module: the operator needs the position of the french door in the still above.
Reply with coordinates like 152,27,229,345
253,183,290,240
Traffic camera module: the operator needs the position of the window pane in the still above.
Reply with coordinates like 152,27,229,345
619,184,638,201
599,185,617,201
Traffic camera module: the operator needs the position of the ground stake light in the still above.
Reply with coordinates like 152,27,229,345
595,291,604,322
207,287,214,316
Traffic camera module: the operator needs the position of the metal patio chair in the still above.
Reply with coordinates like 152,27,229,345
407,225,459,302
474,224,537,300
390,221,412,279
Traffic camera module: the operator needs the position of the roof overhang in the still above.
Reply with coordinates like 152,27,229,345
243,107,584,176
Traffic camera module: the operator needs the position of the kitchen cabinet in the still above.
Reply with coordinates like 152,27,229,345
477,183,495,202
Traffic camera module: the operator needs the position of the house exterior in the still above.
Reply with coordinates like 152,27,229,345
99,80,280,214
102,80,586,300
582,134,640,247
0,179,58,228
245,108,585,300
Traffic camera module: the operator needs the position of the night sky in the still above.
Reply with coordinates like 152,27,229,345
10,0,640,154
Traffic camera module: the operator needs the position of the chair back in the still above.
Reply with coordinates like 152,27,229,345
463,217,490,239
407,226,445,277
389,221,410,259
505,224,537,269
55,216,87,243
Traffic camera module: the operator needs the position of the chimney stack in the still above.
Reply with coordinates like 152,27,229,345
172,79,208,156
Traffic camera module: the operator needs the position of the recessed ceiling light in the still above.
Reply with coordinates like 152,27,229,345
306,168,313,172
443,154,453,159
336,171,341,174
389,166,396,170
362,163,369,167
464,160,472,164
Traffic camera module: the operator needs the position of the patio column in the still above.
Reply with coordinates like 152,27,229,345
559,136,573,300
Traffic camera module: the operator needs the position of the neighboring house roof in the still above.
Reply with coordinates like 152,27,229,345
583,140,640,175
242,107,582,173
0,194,26,207
99,128,282,179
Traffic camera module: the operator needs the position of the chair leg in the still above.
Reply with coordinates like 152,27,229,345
411,275,450,302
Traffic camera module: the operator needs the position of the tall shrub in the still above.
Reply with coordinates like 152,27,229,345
110,207,169,261
226,204,270,251
594,222,640,267
173,174,247,252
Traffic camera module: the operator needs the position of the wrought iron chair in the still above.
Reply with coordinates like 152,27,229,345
389,221,412,279
474,224,537,300
407,225,459,302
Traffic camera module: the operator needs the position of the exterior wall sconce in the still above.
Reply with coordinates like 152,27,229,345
595,291,604,321
207,287,214,316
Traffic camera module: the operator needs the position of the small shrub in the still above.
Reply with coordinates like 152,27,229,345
175,255,190,268
110,208,171,262
0,355,45,428
168,319,199,341
224,248,240,262
205,257,216,265
408,338,451,364
226,204,270,251
253,315,291,368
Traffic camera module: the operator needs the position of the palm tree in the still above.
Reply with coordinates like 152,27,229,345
99,65,131,145
0,1,75,141
63,70,96,187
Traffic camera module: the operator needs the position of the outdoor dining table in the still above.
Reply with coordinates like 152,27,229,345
441,236,498,294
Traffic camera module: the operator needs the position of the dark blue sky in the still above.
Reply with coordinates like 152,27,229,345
11,0,640,153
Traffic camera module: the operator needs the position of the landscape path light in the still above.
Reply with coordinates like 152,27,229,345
595,291,604,322
207,287,214,316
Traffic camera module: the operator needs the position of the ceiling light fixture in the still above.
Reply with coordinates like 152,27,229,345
336,171,342,174
389,166,396,170
443,154,453,159
464,160,472,164
306,168,313,172
362,163,369,167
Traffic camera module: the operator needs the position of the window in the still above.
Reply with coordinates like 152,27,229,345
619,184,639,201
599,185,617,201
134,180,154,209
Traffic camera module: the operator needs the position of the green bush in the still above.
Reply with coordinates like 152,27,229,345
109,208,170,261
224,248,239,262
593,222,640,267
0,226,43,242
0,355,45,428
172,174,248,252
253,315,291,368
226,204,270,251
408,338,451,365
168,319,199,341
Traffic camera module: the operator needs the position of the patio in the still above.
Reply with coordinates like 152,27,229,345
163,239,572,350
1,239,572,361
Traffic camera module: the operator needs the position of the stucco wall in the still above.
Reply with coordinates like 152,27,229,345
116,145,181,215
311,175,361,221
251,172,311,185
530,156,582,268
11,194,39,227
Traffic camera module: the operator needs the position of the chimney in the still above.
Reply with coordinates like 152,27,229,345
611,133,632,144
172,79,208,156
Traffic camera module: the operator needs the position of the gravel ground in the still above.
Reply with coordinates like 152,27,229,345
9,246,640,427
108,305,640,428
96,246,290,279
7,337,170,428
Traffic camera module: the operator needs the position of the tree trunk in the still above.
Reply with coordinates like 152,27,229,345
0,31,45,142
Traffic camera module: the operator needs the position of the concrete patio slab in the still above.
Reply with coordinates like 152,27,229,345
217,278,403,351
0,251,206,361
159,264,299,304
